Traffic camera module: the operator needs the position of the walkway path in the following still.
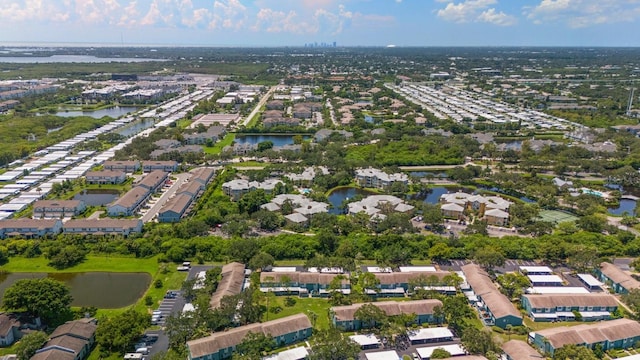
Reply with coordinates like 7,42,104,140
240,86,276,127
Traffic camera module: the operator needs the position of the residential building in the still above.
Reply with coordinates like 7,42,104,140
103,161,140,173
529,318,640,356
314,129,353,142
375,271,455,297
292,104,312,119
107,187,150,217
33,200,86,219
461,264,523,329
176,181,204,198
136,170,169,193
32,319,97,360
262,347,308,360
502,340,543,360
187,314,312,360
223,143,257,156
330,300,442,331
440,192,513,226
260,272,348,297
441,203,464,219
0,313,21,346
261,194,329,220
84,170,126,185
157,194,193,223
521,293,618,322
191,167,216,186
210,262,246,309
222,179,283,201
142,161,178,173
263,117,301,128
154,139,182,149
284,167,329,186
0,219,62,239
62,219,143,236
265,100,284,110
407,327,454,345
595,262,640,294
355,168,409,190
347,195,414,220
184,126,226,145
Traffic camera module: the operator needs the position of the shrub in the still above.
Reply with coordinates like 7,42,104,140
269,306,283,314
154,279,163,288
284,297,297,307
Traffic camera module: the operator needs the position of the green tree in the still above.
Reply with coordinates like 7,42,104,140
238,189,268,214
307,328,360,360
96,309,151,354
14,331,48,360
233,332,274,359
461,327,500,356
430,348,452,359
553,344,598,360
354,303,388,330
248,252,275,271
257,141,274,152
496,272,530,299
422,203,444,228
2,278,72,324
473,245,505,272
428,242,452,262
229,237,260,263
252,210,282,231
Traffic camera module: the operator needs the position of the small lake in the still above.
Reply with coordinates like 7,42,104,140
117,118,155,137
235,134,311,147
0,272,151,308
73,189,120,206
415,186,473,204
54,106,139,119
0,55,163,63
327,187,377,214
608,199,637,216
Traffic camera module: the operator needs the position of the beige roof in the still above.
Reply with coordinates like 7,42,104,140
137,170,168,189
0,313,20,336
523,293,618,309
30,348,76,360
600,262,640,290
110,186,149,209
0,218,59,230
45,335,87,354
502,340,544,360
33,200,83,210
50,320,97,340
63,219,141,231
535,318,640,349
104,160,139,168
160,194,192,216
187,314,311,359
178,181,203,196
191,167,215,183
85,170,125,178
375,271,452,285
331,299,442,321
461,264,522,320
210,262,246,308
260,272,347,285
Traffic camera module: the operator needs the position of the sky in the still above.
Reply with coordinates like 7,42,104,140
0,0,639,47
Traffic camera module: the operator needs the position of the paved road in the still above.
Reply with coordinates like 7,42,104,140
241,86,276,127
140,173,190,222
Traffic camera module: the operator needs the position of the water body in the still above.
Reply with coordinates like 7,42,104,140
608,199,637,216
73,189,119,206
54,106,139,119
0,272,151,308
407,171,449,178
117,118,156,137
0,55,163,63
235,134,311,147
327,187,377,215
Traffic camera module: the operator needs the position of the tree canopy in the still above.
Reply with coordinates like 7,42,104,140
2,278,73,324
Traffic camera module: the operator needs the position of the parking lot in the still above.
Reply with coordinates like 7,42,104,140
437,259,538,272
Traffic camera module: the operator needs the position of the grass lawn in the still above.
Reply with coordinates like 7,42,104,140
0,343,19,356
204,133,236,154
524,318,582,331
233,161,267,167
1,255,160,273
264,297,332,330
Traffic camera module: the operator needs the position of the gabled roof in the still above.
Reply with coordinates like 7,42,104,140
535,318,640,349
523,293,618,309
331,299,442,321
461,264,522,320
502,340,544,360
50,319,97,341
599,262,640,290
187,314,311,359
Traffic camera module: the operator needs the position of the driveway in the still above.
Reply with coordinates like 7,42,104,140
140,172,190,222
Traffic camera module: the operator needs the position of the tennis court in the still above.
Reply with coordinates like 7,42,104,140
538,210,579,224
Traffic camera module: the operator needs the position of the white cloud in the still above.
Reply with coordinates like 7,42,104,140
527,0,640,28
437,0,495,23
251,3,355,35
0,0,70,22
210,0,247,30
478,8,516,26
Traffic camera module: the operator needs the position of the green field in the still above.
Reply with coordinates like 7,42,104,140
538,210,579,224
264,297,332,330
204,133,236,154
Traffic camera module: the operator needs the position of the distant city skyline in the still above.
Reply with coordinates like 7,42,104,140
0,0,639,47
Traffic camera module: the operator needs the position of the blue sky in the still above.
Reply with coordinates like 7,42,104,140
0,0,638,46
